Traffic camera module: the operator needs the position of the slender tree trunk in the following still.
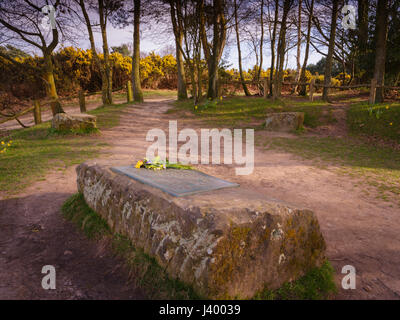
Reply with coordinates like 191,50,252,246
373,0,388,103
257,0,265,91
132,0,144,102
299,0,314,96
99,0,112,104
176,32,188,100
79,0,108,105
234,0,250,96
269,0,279,96
196,48,203,100
274,0,292,99
292,0,302,94
322,0,339,102
43,52,64,115
200,0,226,100
357,0,369,82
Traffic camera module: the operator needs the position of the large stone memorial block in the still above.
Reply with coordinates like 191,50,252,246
76,163,326,299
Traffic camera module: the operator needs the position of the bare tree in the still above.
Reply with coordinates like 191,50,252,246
373,0,389,103
322,0,340,102
170,1,188,100
132,0,144,102
292,0,302,94
267,0,279,96
234,0,250,96
0,0,69,114
299,0,314,96
199,0,227,99
273,0,293,98
77,0,119,105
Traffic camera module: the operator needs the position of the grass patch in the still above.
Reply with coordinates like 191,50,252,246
62,193,201,300
62,193,110,239
172,96,334,128
254,261,337,300
0,102,129,195
347,102,400,143
113,89,177,101
88,102,130,128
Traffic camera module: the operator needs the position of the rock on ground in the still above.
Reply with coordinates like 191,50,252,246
265,112,304,132
76,162,326,299
51,113,97,131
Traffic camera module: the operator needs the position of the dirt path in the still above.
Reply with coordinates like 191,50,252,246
1,98,399,299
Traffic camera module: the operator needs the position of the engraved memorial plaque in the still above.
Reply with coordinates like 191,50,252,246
111,166,239,197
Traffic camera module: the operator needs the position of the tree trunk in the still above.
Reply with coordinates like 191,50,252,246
79,0,108,105
269,0,279,96
274,0,292,99
200,0,226,100
132,0,144,102
176,32,188,100
99,0,112,104
257,0,265,93
43,53,64,115
357,0,369,82
322,0,339,102
299,0,314,96
234,0,250,96
292,0,302,94
373,0,389,103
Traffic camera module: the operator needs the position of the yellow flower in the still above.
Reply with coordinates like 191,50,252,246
1,141,4,145
386,106,389,109
390,122,393,126
135,160,144,169
195,106,198,110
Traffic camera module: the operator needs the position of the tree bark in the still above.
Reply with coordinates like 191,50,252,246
373,0,389,103
79,0,108,105
322,0,339,102
299,0,314,96
274,0,292,99
200,0,227,100
132,0,144,102
176,31,188,100
269,0,279,96
257,0,265,86
99,0,113,104
292,0,302,94
234,0,250,96
43,52,64,115
357,0,369,82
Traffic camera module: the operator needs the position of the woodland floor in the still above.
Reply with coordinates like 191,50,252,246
0,92,399,299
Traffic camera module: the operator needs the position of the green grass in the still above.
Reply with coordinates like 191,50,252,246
88,102,130,128
62,193,201,300
172,96,334,128
0,102,129,195
113,89,177,101
62,193,110,239
263,136,400,202
254,261,337,300
347,102,400,143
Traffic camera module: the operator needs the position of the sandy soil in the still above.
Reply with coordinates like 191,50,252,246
1,97,399,299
